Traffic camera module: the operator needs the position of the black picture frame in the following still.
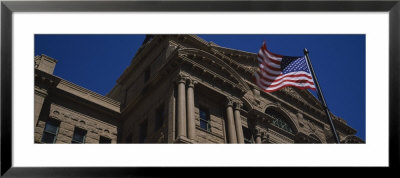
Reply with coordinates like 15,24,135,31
1,0,399,177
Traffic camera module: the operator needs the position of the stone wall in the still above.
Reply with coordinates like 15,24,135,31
120,73,175,143
193,91,226,143
35,103,118,144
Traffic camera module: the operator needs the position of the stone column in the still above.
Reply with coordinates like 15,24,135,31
176,76,187,138
254,128,262,144
225,99,237,143
234,102,244,144
186,79,197,140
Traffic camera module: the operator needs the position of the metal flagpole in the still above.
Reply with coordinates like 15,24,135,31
304,48,341,144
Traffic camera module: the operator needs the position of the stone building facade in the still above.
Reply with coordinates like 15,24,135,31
34,35,364,144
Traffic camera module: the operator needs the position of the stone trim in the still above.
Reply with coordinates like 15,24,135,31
58,80,120,112
36,68,120,113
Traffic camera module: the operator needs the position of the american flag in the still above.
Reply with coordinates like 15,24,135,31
254,41,316,92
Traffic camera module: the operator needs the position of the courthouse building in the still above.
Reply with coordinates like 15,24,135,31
34,35,364,144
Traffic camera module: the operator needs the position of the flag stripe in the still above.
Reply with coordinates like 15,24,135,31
258,81,316,91
260,77,314,85
260,71,313,81
259,67,281,78
257,54,281,68
260,45,282,62
262,84,316,92
259,47,282,61
260,64,281,75
258,60,281,71
255,74,315,91
262,81,316,90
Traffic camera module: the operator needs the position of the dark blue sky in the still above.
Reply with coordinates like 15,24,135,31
35,34,365,141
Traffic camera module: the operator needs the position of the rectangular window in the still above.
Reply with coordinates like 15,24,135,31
199,107,211,131
139,120,148,143
99,136,112,144
154,104,164,131
144,67,150,83
243,126,254,144
72,127,87,144
41,119,60,143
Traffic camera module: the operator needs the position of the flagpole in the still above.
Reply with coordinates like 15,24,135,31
304,48,341,144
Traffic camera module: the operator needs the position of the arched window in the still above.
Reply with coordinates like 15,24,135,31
265,108,294,134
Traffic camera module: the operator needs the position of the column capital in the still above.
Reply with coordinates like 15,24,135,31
234,101,243,110
226,97,234,107
176,74,187,84
186,78,198,88
253,128,262,137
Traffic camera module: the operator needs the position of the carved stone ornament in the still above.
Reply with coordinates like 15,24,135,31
176,74,187,84
234,101,243,110
186,78,198,88
297,112,305,128
53,110,60,116
253,128,262,137
276,102,281,108
261,131,269,142
226,97,234,107
307,121,316,133
249,97,258,108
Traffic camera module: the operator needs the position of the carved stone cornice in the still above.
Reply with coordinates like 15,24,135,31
179,56,244,94
58,80,120,112
178,48,250,93
209,48,255,74
332,118,357,135
35,68,61,88
277,87,325,116
341,135,365,143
